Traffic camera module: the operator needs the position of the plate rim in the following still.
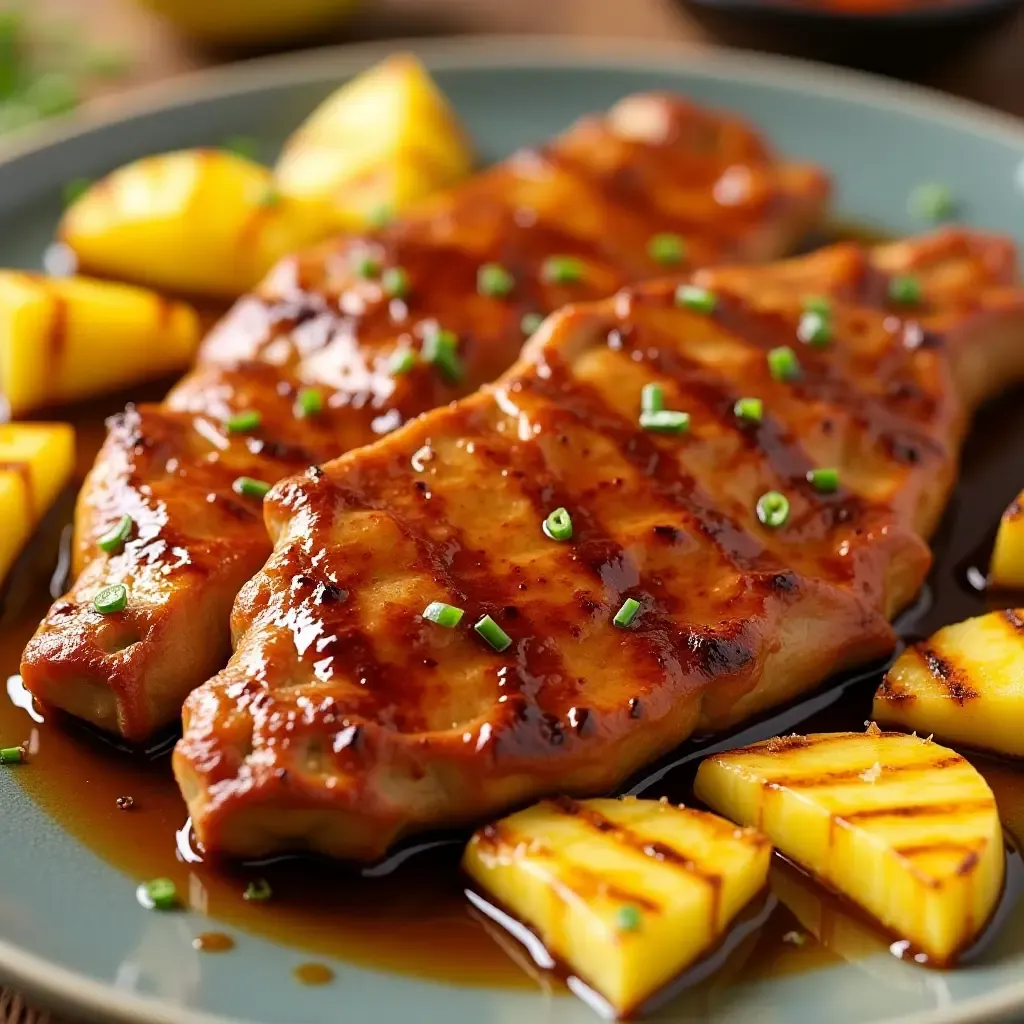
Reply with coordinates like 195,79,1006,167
3,32,1024,1024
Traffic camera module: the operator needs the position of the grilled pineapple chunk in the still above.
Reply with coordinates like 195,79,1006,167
60,150,331,299
989,491,1024,588
463,796,770,1016
975,762,1024,852
874,610,1024,758
275,54,473,230
0,423,74,585
695,731,1004,963
0,272,200,415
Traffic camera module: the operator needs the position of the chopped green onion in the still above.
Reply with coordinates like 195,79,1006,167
803,295,831,317
542,255,585,285
294,388,323,419
477,262,515,298
889,274,922,305
543,507,573,542
768,346,800,382
615,905,642,931
368,203,394,229
24,72,79,117
674,285,717,314
0,746,24,765
143,878,178,911
62,177,91,207
807,467,839,493
756,491,790,528
641,383,664,413
521,312,545,337
613,597,642,628
382,266,409,299
97,514,134,554
223,135,259,160
474,614,512,652
648,233,687,266
797,310,831,348
909,182,956,223
640,410,690,434
257,186,280,208
225,410,261,434
422,328,464,384
93,584,127,615
352,252,380,279
734,397,763,423
389,348,417,376
233,477,271,500
243,879,272,902
423,601,465,628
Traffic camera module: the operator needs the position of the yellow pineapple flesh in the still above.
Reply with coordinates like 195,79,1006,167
275,54,473,230
0,272,200,415
874,610,1024,758
0,424,75,585
694,731,1004,963
989,491,1024,588
462,796,770,1016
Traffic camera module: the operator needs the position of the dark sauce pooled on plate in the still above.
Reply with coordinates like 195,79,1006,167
5,222,1024,1006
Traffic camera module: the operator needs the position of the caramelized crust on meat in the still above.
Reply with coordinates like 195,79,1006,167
174,229,1024,862
20,93,828,740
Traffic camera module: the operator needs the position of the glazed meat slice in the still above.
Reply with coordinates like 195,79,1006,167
174,229,1024,862
21,93,829,741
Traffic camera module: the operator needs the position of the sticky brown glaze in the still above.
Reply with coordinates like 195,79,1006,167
293,963,335,986
20,93,830,741
174,229,1024,862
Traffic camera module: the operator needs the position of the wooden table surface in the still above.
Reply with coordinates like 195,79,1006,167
6,0,1024,1021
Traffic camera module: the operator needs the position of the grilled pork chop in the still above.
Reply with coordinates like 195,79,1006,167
174,229,1024,862
21,93,828,741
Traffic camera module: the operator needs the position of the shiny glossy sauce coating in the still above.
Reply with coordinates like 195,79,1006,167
175,229,1024,862
21,92,830,741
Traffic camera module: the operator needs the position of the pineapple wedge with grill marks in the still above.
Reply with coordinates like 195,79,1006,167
0,423,75,585
462,796,771,1017
275,54,474,231
874,610,1024,758
694,731,1004,964
989,491,1024,588
0,272,200,415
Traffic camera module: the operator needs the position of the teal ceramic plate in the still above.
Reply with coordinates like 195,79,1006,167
3,36,1024,1024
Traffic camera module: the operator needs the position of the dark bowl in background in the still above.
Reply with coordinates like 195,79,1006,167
677,0,1023,75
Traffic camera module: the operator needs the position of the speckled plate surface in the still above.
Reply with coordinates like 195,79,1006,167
3,35,1024,1024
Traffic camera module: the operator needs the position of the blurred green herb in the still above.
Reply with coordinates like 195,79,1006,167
84,47,132,80
0,10,135,137
223,135,260,161
0,13,25,101
62,177,91,207
0,100,35,134
24,71,78,117
258,186,281,208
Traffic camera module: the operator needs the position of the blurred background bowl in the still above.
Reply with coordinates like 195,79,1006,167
676,0,1023,74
